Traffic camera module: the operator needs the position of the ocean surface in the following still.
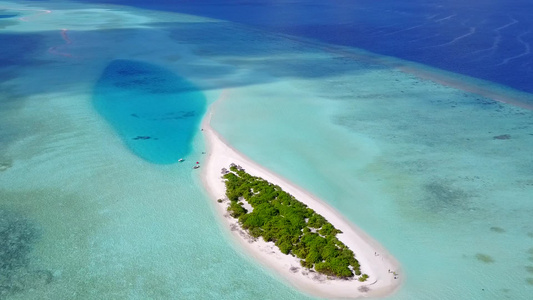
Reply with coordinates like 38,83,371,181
94,59,206,164
72,0,533,96
1,0,532,299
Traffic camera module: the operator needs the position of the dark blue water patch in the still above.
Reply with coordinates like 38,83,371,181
0,33,46,67
0,14,18,19
72,0,533,95
93,59,206,164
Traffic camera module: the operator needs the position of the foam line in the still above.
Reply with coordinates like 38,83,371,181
434,13,457,23
421,27,476,49
497,31,531,66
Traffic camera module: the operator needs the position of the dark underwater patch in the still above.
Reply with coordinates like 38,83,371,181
0,33,46,67
422,182,470,213
489,226,505,233
475,253,495,263
0,208,52,297
0,160,12,172
0,19,17,30
0,14,18,19
0,209,37,271
104,60,197,94
493,134,511,140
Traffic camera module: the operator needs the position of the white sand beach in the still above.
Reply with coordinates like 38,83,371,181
201,92,402,299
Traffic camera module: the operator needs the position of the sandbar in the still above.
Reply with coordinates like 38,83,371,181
201,92,402,299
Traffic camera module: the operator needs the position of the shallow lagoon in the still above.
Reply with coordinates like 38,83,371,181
0,2,309,299
0,1,532,299
94,59,206,164
212,71,533,299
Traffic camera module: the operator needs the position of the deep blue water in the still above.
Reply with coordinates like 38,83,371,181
0,14,18,19
93,59,206,164
71,0,533,94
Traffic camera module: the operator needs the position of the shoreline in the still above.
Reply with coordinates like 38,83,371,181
200,94,402,299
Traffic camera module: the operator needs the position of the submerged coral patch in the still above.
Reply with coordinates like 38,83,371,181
0,209,37,270
493,134,511,140
475,253,495,263
489,226,505,233
0,160,12,172
422,182,470,213
0,209,52,296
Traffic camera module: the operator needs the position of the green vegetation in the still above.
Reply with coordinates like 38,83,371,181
223,165,363,279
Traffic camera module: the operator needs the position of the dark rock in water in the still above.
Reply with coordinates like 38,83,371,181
493,134,511,140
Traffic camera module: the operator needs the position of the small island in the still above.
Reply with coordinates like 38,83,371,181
221,164,368,281
201,104,401,298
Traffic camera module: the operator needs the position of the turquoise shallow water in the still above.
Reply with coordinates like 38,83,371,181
93,59,206,164
1,1,532,299
0,2,311,299
212,69,533,299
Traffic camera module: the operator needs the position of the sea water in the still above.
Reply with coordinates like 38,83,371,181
1,0,532,300
212,72,533,299
93,59,206,164
101,0,533,95
0,2,309,299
